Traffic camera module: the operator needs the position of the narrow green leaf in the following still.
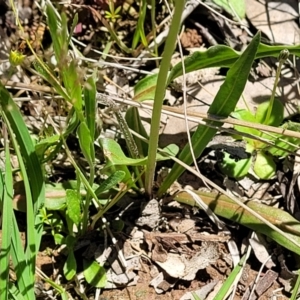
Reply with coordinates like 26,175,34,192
135,43,300,102
100,138,177,166
0,144,13,299
175,190,300,256
83,259,107,288
64,251,77,280
61,60,82,111
46,3,62,59
66,189,81,226
213,254,248,300
0,83,45,299
94,171,125,195
132,0,147,49
67,13,78,46
84,76,97,140
159,32,261,196
77,121,94,166
134,73,158,102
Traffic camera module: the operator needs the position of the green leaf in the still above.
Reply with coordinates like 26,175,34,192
134,43,300,102
0,143,13,300
232,109,260,145
94,171,125,196
77,121,94,166
212,0,246,19
255,98,284,126
100,138,178,166
83,259,107,288
267,121,300,157
66,189,81,226
158,32,261,195
218,152,251,179
101,137,147,166
63,60,83,111
253,151,276,179
0,83,45,299
63,250,77,280
132,0,147,49
134,73,159,102
54,233,64,245
84,76,97,140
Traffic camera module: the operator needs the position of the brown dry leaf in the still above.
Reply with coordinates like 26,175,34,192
155,242,219,280
246,0,300,44
249,233,276,269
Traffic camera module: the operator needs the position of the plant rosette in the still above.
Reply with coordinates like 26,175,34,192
218,98,300,180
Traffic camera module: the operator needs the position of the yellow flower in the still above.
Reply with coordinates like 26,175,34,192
9,50,26,66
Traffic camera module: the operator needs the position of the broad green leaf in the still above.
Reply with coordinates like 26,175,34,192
253,151,276,179
63,251,77,280
158,32,261,195
212,0,246,19
66,189,81,226
54,233,64,245
83,259,107,288
267,121,300,157
232,109,260,142
101,137,147,166
255,98,284,126
218,152,251,179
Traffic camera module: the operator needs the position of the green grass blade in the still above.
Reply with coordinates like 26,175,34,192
0,83,45,222
158,32,261,196
0,140,13,299
214,254,248,300
132,0,147,49
0,83,45,298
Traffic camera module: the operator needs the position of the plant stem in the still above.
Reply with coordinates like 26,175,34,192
265,49,289,124
145,0,185,196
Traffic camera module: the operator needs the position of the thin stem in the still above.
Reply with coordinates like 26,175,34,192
265,49,289,124
145,0,185,196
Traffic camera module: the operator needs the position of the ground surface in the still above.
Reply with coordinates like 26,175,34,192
1,0,300,299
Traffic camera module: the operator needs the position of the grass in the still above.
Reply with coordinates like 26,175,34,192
1,0,300,298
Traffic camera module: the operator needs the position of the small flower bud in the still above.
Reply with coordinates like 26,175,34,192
278,49,289,63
